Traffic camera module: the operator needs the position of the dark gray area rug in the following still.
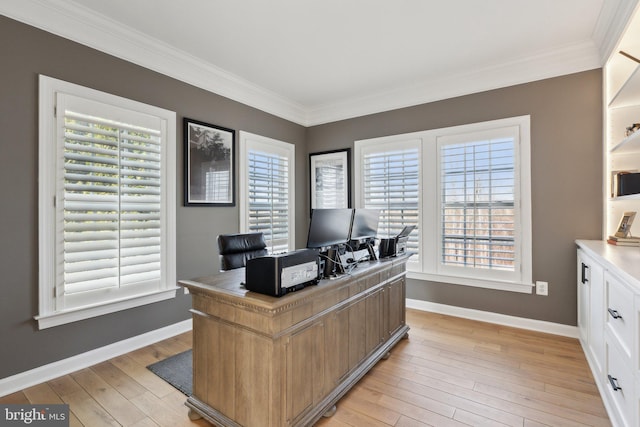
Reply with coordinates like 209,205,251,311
146,349,192,396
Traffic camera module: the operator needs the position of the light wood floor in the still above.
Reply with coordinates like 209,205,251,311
1,309,610,427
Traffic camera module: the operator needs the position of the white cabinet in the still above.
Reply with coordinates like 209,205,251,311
577,248,605,378
577,240,640,427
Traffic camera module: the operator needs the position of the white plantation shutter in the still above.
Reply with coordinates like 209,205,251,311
240,132,295,254
61,109,162,297
248,150,290,253
360,141,420,259
38,75,176,328
438,126,522,282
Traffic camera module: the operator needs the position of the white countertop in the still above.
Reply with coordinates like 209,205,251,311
577,239,640,291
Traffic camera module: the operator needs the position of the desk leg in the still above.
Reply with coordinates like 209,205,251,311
322,405,337,418
187,408,203,421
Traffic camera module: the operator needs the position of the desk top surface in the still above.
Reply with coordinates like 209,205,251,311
178,255,410,310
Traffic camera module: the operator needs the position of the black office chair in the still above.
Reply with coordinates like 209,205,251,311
217,232,268,271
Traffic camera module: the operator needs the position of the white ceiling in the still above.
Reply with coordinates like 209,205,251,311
1,0,638,125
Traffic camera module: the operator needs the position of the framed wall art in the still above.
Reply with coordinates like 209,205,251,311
309,148,351,210
184,118,235,206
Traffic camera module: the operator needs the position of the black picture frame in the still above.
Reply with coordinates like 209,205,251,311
184,118,235,206
309,148,352,211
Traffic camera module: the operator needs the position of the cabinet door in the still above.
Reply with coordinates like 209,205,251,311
348,297,367,370
589,257,605,377
365,287,385,355
286,321,325,425
325,304,350,383
577,250,590,345
577,249,605,377
385,276,406,338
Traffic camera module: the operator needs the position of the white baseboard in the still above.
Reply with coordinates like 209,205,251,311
0,319,192,397
406,298,579,338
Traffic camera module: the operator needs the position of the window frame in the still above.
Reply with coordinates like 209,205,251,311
37,75,177,329
238,131,296,253
355,116,532,293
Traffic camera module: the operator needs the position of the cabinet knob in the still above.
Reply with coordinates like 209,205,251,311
607,308,623,320
608,374,622,392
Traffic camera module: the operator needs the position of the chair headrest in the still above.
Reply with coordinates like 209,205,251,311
217,233,267,255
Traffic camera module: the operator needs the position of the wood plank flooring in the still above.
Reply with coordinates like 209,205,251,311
1,309,610,427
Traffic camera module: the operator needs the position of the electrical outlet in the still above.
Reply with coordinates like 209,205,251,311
536,281,548,296
183,287,190,295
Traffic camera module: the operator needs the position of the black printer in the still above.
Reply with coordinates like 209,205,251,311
245,248,320,297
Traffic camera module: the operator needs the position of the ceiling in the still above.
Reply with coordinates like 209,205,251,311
1,0,638,125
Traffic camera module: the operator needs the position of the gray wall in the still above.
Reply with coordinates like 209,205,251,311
0,14,603,382
0,16,306,380
306,69,603,326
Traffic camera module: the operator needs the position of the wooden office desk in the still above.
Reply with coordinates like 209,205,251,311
178,255,410,427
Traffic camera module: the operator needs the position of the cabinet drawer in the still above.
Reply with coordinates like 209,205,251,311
605,338,636,427
605,271,634,358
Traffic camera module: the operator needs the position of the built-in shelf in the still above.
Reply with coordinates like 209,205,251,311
609,63,640,109
610,193,640,201
610,128,640,153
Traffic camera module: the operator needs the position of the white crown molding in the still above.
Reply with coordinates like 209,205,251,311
0,0,628,127
306,40,602,125
592,0,640,64
406,299,579,338
0,0,308,125
0,319,192,398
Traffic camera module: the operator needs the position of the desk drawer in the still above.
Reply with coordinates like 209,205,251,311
605,337,635,427
605,271,634,358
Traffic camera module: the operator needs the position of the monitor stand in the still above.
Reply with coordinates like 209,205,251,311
323,247,342,278
338,245,376,267
366,243,377,261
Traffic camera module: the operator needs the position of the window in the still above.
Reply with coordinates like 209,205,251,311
38,75,177,329
355,116,532,293
356,139,421,264
438,127,522,283
239,131,295,254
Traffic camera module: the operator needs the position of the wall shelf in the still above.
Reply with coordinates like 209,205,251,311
610,193,640,201
609,63,640,109
610,128,640,153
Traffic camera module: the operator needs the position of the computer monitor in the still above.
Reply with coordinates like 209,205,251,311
306,208,354,249
307,208,354,278
349,208,380,245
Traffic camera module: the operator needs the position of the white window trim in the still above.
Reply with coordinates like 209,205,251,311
238,131,296,251
37,75,177,329
355,116,532,293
